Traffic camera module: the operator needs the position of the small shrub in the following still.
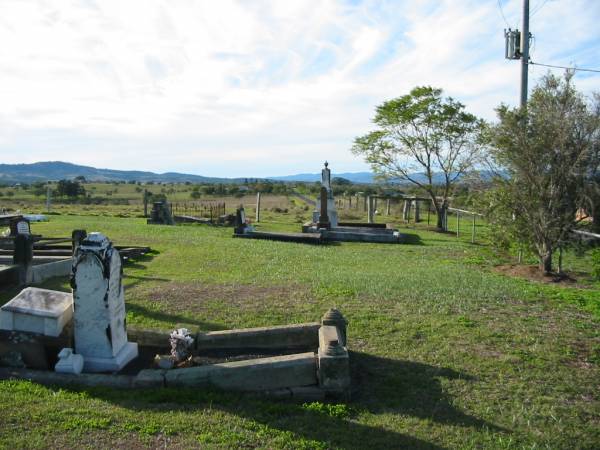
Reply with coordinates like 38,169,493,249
591,248,600,280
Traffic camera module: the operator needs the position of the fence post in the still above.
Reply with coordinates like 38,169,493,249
367,196,373,223
386,199,390,216
143,189,148,217
256,192,261,223
456,211,460,237
427,202,431,226
471,214,476,244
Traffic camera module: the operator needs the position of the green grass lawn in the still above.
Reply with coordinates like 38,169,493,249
0,211,598,449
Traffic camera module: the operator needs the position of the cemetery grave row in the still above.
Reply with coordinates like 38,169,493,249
0,232,351,400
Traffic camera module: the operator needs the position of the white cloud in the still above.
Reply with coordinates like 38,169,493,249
0,0,598,177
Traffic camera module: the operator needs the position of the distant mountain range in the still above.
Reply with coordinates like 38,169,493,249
0,161,495,185
268,172,375,183
0,161,247,184
0,161,379,184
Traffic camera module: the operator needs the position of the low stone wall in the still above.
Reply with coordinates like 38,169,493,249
30,259,72,284
128,322,321,352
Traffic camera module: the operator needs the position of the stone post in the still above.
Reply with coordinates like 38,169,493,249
317,324,350,398
317,187,330,229
386,198,391,216
367,196,374,223
414,200,420,222
13,234,33,286
256,192,261,223
143,189,148,217
321,308,348,346
46,185,52,213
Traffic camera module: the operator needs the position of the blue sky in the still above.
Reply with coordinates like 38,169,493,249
0,0,598,177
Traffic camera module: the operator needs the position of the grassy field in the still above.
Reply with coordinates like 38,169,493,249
0,200,599,449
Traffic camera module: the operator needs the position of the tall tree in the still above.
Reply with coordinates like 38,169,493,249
352,86,484,230
487,72,600,273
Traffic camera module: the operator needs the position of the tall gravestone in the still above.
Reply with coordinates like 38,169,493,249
313,161,338,227
72,232,138,372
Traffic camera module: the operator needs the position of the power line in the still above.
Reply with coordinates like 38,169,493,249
530,61,600,74
531,0,549,16
497,0,511,28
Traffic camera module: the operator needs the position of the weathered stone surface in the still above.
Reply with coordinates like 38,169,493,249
0,367,134,388
317,326,350,397
196,323,320,352
321,308,348,346
321,229,400,243
0,287,73,337
127,327,172,348
0,333,48,370
73,233,137,372
165,352,317,391
30,259,72,284
134,369,166,388
55,348,84,374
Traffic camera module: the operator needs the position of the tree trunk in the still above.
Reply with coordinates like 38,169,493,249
436,203,448,232
538,242,553,274
592,204,600,234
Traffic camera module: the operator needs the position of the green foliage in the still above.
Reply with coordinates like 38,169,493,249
591,248,600,280
55,179,85,198
352,86,484,230
486,72,600,273
302,402,352,419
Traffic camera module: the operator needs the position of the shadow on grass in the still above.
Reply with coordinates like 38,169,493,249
401,233,424,245
350,352,503,431
55,352,506,449
66,385,447,449
126,302,224,331
123,274,171,291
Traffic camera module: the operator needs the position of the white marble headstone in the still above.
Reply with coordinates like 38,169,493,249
73,232,137,372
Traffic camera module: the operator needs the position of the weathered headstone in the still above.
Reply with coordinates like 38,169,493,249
72,232,138,372
9,218,30,236
148,201,174,225
234,206,249,234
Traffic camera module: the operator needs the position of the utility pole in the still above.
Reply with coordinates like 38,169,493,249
520,0,530,108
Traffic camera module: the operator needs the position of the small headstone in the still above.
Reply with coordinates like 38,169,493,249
16,220,30,235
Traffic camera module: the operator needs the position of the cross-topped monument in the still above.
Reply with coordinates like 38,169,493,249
313,161,338,226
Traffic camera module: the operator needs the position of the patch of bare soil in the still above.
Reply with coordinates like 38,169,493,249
493,264,581,285
144,282,314,313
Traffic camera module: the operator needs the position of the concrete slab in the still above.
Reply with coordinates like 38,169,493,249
166,352,317,391
196,323,320,352
0,287,73,337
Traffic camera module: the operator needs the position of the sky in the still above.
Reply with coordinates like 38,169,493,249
0,0,599,178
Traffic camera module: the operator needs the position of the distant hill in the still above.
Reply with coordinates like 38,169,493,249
0,161,247,184
0,161,498,185
268,172,375,183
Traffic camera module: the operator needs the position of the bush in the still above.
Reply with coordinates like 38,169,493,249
591,248,600,280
